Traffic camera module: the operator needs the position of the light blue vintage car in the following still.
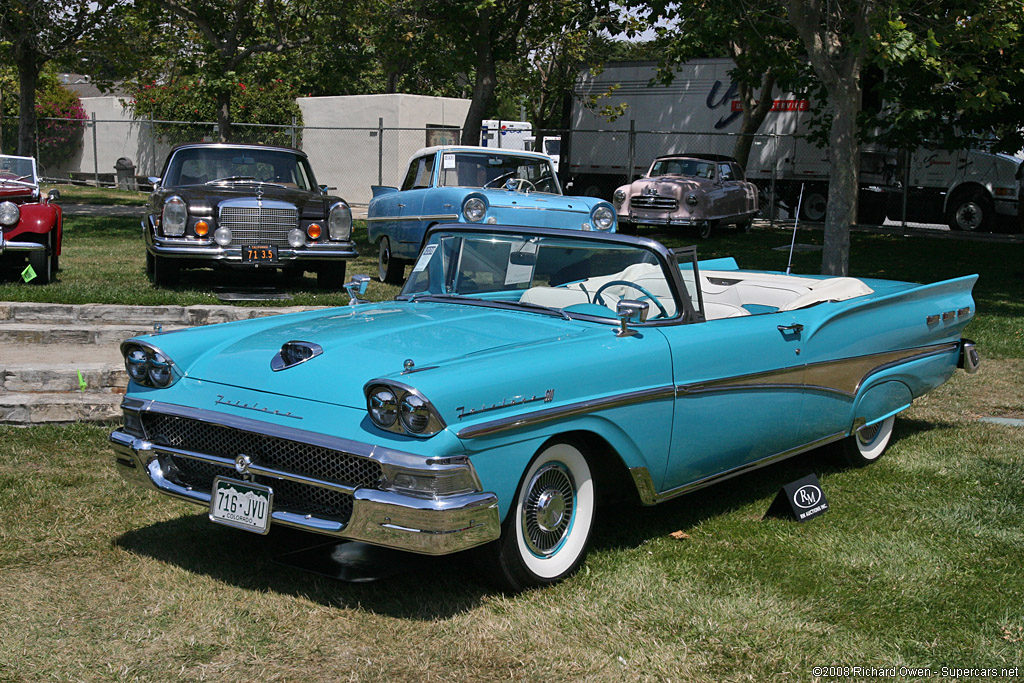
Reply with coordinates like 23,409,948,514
110,224,979,590
367,145,616,283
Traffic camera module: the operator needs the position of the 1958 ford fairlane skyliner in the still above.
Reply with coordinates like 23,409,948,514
367,146,617,284
110,225,979,590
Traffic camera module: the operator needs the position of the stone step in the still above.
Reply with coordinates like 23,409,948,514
0,301,318,328
0,392,123,425
0,323,160,347
1,361,127,394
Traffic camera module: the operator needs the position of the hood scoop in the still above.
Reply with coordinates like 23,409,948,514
271,340,323,372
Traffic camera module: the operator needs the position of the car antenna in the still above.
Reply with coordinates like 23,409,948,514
785,183,805,275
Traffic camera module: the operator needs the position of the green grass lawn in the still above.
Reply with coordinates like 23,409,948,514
0,219,1021,681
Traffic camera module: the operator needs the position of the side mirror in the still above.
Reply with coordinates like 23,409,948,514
46,189,60,204
615,299,650,337
344,274,371,305
147,176,162,190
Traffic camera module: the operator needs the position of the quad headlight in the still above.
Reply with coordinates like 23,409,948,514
122,341,180,388
0,201,20,227
591,205,615,231
328,201,352,240
365,381,445,437
161,196,188,236
462,197,487,222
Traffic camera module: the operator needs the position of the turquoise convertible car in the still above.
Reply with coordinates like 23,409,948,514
110,225,979,590
367,146,616,284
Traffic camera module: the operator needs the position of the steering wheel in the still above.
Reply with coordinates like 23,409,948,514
508,178,536,193
592,280,669,319
483,171,515,189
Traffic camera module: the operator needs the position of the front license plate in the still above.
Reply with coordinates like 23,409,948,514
242,245,278,263
209,476,273,534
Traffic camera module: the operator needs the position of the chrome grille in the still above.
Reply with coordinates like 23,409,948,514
631,195,678,211
219,205,298,246
142,413,383,523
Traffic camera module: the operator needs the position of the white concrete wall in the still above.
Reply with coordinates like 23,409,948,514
60,97,171,181
297,94,469,204
50,93,471,202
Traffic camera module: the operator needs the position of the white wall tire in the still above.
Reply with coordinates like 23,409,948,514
841,416,895,467
483,440,596,591
377,237,404,284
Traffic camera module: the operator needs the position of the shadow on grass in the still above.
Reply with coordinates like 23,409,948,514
115,517,490,619
114,416,959,614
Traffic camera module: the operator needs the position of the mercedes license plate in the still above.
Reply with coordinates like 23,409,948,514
242,245,278,263
209,476,272,534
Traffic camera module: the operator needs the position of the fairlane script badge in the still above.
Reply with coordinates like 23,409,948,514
215,395,303,420
457,389,555,419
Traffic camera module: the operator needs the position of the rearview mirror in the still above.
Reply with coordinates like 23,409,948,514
615,299,650,337
345,274,371,305
509,251,537,266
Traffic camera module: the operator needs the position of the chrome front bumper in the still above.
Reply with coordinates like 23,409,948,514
110,428,500,555
619,213,701,226
148,236,358,263
0,237,46,254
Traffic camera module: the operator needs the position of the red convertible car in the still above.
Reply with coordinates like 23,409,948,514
0,154,61,284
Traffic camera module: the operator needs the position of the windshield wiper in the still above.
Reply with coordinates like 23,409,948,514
511,300,571,320
407,292,463,303
406,293,570,320
205,176,256,185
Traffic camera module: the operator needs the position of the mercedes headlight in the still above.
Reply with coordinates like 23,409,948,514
591,205,615,231
122,341,180,388
161,196,188,236
328,202,352,240
0,201,20,227
462,197,486,222
364,381,445,437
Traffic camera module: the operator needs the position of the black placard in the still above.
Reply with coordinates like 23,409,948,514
764,473,829,522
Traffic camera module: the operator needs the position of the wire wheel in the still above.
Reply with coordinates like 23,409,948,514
521,464,575,557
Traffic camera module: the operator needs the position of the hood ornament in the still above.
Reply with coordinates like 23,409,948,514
643,187,658,196
255,184,264,207
271,340,323,371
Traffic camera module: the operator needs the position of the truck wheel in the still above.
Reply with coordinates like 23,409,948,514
857,201,887,226
839,416,895,467
377,237,404,284
946,191,992,232
317,262,347,290
798,191,827,222
151,255,180,287
28,234,56,285
479,440,596,592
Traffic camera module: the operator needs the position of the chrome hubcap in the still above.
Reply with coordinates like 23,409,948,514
857,422,882,447
522,464,575,556
957,203,981,230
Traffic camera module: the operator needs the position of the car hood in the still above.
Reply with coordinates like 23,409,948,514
482,189,597,213
153,185,333,217
148,302,596,409
0,185,36,202
627,176,707,197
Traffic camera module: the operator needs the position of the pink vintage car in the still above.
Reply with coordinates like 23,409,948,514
613,154,758,238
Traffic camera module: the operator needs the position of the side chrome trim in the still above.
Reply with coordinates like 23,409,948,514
676,342,959,400
456,385,675,439
629,430,847,505
365,214,459,223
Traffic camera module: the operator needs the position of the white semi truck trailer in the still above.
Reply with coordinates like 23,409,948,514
568,59,1021,231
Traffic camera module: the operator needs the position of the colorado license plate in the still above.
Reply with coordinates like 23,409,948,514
209,476,273,534
242,245,278,263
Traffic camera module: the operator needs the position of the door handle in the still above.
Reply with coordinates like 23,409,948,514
777,323,804,334
397,203,406,208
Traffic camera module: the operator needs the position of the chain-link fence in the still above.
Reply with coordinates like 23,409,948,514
4,115,1017,229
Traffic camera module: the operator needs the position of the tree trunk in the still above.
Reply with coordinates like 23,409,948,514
732,72,777,169
461,8,495,146
822,81,861,275
216,89,231,142
15,49,40,157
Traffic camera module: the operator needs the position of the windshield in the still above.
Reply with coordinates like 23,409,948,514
399,229,684,321
436,152,561,195
163,147,316,190
649,158,714,179
0,155,38,186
